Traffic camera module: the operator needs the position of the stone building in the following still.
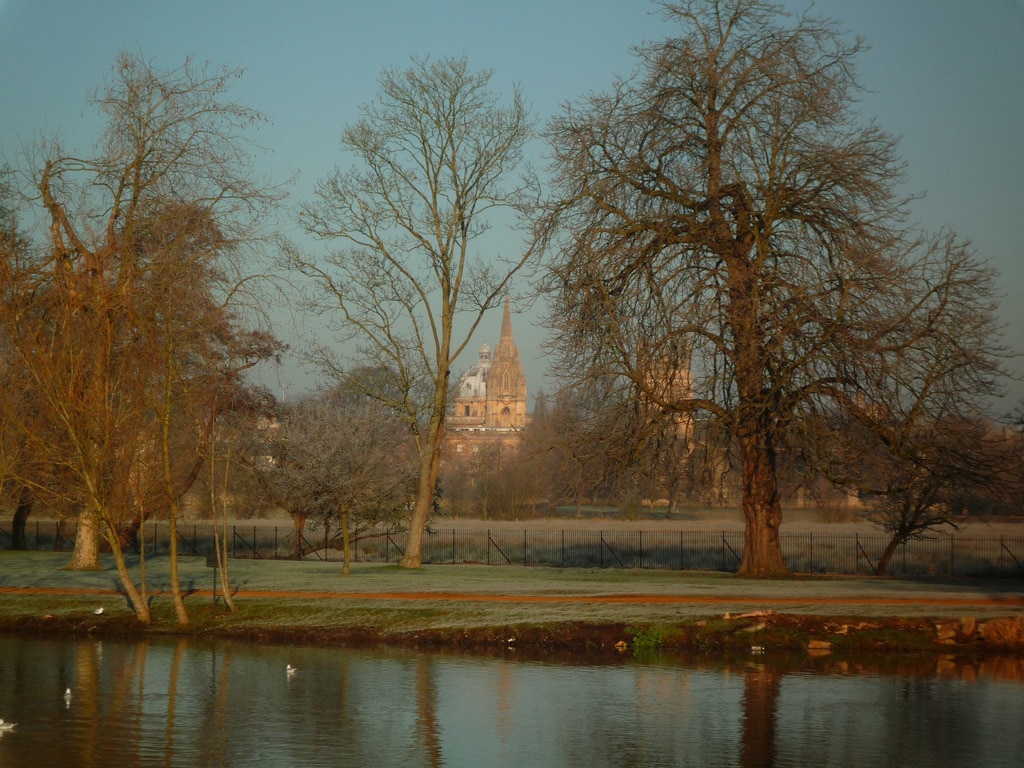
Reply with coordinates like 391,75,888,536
448,294,528,433
444,295,528,476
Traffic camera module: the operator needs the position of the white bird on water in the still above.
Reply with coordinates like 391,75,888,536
0,718,16,731
65,687,73,707
286,664,297,677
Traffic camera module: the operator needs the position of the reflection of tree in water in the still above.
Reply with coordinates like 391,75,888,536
740,665,782,768
73,639,106,766
163,638,187,764
201,643,234,767
415,656,442,768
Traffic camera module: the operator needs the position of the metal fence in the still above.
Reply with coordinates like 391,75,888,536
2,520,1023,578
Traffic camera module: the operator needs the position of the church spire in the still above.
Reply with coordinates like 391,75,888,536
500,293,514,343
493,293,520,368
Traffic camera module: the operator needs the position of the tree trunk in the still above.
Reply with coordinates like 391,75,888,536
291,513,307,559
401,413,446,569
736,429,789,577
167,508,188,625
341,508,351,576
65,507,103,571
116,515,142,553
10,490,31,550
214,444,237,612
875,535,903,576
105,526,151,624
213,527,237,612
160,363,189,625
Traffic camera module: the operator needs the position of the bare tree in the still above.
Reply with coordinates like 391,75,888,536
0,52,281,620
138,202,281,622
535,0,1007,575
0,175,41,549
295,56,537,568
241,389,416,573
798,233,1009,573
519,390,626,516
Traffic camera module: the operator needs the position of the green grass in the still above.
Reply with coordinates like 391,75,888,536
1,550,1022,655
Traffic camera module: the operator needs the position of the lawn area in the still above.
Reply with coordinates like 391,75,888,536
1,550,1022,631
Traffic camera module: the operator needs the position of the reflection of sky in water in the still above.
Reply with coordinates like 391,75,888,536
2,636,1024,767
437,661,747,766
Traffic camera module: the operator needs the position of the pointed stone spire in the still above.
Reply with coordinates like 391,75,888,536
485,292,527,428
500,293,514,344
493,293,521,371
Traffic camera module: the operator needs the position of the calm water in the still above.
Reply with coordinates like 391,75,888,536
1,635,1023,767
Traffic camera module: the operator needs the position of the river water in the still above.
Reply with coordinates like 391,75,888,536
1,635,1022,767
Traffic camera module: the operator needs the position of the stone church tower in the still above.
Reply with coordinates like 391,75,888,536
484,295,528,428
449,295,528,431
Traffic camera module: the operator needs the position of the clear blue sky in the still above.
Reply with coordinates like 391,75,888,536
2,1,1022,412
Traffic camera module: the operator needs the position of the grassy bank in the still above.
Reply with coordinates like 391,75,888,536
1,551,1023,659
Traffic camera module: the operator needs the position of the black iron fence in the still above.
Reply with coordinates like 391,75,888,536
2,520,1023,578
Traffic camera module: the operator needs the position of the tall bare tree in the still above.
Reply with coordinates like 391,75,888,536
138,202,281,622
295,56,537,568
0,52,280,620
535,0,1007,575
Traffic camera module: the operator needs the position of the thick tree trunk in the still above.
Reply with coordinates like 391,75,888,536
736,430,789,577
65,507,103,571
10,491,31,550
